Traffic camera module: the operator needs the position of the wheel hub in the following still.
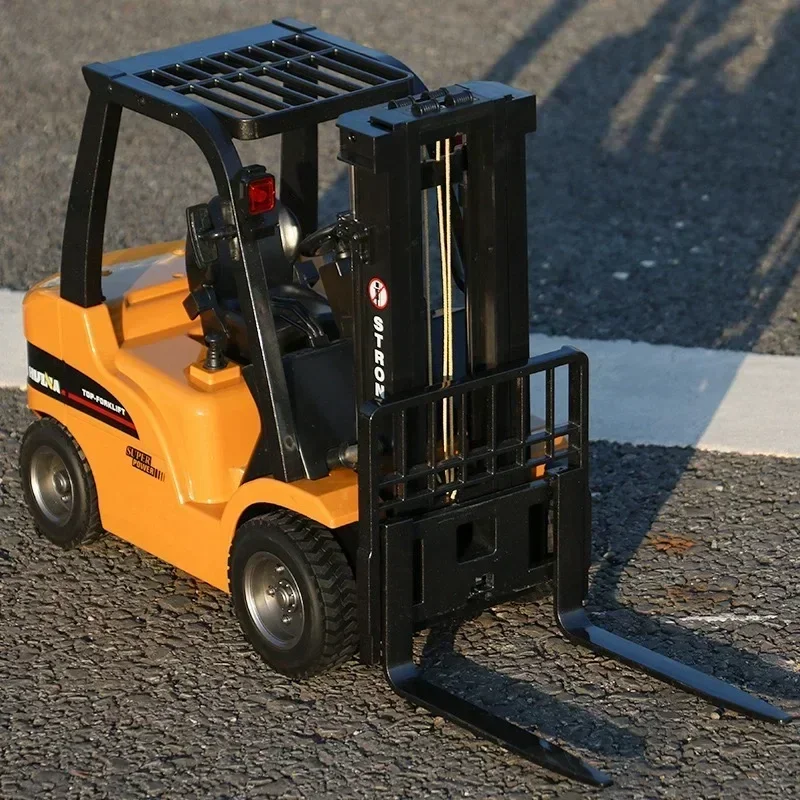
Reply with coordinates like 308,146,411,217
53,470,70,497
275,580,298,613
243,552,305,650
29,446,74,526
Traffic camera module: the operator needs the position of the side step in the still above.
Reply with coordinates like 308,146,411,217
380,471,792,787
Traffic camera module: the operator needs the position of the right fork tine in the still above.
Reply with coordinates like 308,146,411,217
554,469,794,725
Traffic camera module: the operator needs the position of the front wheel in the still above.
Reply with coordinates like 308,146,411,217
229,510,358,679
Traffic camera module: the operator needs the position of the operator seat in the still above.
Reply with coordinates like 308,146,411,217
184,196,338,363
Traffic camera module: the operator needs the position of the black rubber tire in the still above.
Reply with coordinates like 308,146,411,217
19,417,104,549
229,510,358,679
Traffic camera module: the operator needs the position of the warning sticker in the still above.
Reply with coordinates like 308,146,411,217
368,277,389,310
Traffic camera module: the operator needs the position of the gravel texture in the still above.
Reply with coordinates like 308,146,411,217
2,0,800,352
2,390,799,799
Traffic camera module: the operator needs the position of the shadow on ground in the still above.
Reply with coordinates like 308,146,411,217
324,0,800,772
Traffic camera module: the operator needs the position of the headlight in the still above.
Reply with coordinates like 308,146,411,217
278,205,302,263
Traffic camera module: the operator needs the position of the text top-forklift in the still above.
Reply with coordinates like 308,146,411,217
19,18,792,786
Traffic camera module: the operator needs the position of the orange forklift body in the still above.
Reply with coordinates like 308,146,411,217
24,243,358,592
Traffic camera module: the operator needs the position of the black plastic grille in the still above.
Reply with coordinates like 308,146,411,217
363,348,589,515
136,33,411,138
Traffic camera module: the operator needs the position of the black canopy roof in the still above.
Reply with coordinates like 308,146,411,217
83,18,419,139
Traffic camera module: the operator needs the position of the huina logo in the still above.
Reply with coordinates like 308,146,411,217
28,366,60,395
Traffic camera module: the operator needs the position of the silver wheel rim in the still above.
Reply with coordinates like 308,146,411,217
243,552,305,650
30,446,74,526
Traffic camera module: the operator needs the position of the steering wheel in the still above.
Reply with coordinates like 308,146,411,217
299,217,466,293
298,222,340,258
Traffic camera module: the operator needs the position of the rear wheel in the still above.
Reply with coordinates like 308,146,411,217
229,510,357,679
19,418,104,549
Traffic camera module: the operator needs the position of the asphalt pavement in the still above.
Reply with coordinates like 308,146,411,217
2,388,799,799
3,0,800,353
2,1,800,798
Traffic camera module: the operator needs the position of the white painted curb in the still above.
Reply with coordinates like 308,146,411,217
2,286,799,458
531,334,800,458
0,290,26,389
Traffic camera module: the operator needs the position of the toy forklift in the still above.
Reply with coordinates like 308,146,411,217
19,19,792,786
